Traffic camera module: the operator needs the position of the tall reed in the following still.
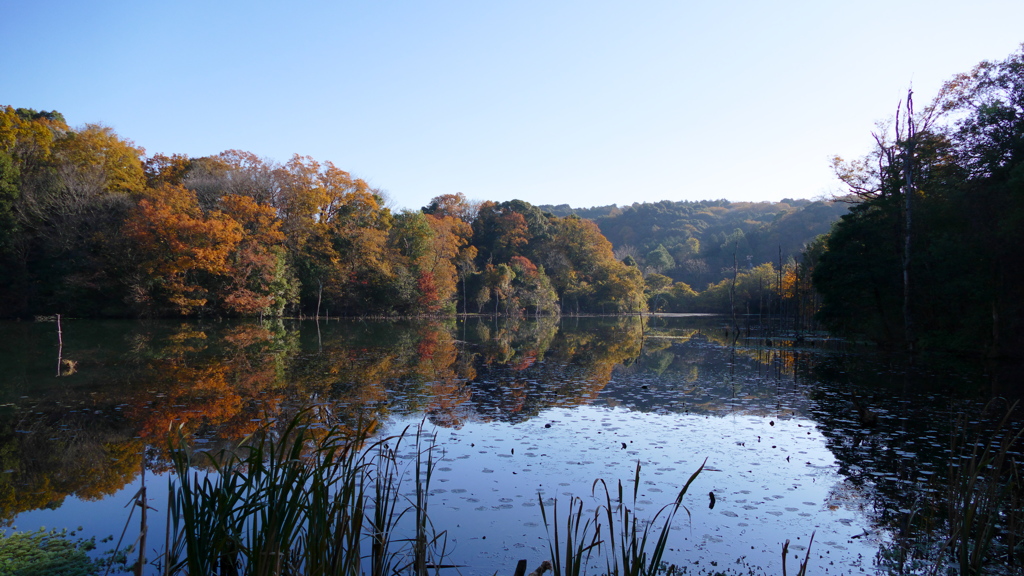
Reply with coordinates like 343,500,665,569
151,415,818,575
159,414,448,576
538,491,601,576
539,459,704,576
935,400,1023,576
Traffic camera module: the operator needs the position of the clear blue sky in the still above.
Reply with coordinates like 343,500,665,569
3,1,1022,211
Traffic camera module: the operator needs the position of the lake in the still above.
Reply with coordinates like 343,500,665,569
0,316,1017,575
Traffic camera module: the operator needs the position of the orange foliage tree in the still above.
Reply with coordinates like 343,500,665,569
423,214,472,309
218,194,294,315
278,155,393,315
122,184,243,315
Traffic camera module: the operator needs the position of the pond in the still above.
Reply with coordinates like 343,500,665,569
0,316,1018,575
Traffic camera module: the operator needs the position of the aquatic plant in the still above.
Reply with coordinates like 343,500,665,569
539,458,818,576
118,410,821,576
876,400,1024,575
159,414,449,576
0,528,99,576
539,459,705,576
538,492,600,576
937,401,1023,575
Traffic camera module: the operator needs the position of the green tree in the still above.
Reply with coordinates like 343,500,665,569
508,256,559,315
815,45,1024,355
483,263,516,315
645,244,675,273
667,282,698,308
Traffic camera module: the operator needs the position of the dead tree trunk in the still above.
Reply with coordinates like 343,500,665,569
901,89,916,354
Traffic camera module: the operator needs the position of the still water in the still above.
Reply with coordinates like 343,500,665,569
0,316,1012,574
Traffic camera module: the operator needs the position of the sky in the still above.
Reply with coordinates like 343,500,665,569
3,1,1023,212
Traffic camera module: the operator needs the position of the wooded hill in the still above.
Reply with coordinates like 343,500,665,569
540,198,849,290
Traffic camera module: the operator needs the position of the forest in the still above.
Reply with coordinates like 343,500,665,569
0,107,837,321
2,44,1022,358
542,197,847,289
0,115,647,319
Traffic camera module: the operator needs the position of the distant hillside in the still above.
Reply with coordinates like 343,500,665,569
539,204,622,220
539,198,851,289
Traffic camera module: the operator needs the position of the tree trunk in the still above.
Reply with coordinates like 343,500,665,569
55,314,63,377
316,279,323,320
902,89,916,354
730,243,739,338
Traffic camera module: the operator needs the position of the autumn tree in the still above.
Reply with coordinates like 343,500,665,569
0,114,146,316
421,213,473,313
0,107,69,316
423,192,478,222
472,201,530,263
278,155,393,315
122,184,244,315
538,214,645,314
179,150,283,210
3,106,678,320
217,194,296,315
52,124,146,195
143,152,194,187
0,106,68,176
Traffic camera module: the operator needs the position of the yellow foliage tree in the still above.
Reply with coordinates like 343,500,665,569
53,123,146,195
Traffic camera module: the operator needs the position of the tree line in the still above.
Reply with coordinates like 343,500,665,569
813,45,1024,357
1,105,844,321
0,112,649,318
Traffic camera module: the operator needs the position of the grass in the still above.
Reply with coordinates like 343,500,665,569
591,458,704,576
538,458,814,576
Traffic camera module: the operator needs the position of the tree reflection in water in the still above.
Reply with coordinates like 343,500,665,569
0,316,1018,574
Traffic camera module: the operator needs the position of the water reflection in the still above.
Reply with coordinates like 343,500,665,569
0,316,1015,574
